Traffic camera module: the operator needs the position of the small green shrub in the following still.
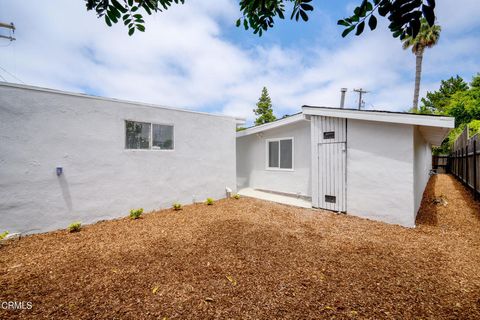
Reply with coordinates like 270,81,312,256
233,194,240,200
129,208,144,220
172,203,182,211
0,231,9,240
205,198,214,205
68,222,81,233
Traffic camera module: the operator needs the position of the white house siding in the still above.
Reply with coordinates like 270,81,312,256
0,84,237,234
413,125,432,216
236,120,311,197
346,119,415,227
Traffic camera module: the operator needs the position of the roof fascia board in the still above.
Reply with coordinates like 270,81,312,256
418,126,452,146
302,106,454,128
236,114,306,138
0,81,237,121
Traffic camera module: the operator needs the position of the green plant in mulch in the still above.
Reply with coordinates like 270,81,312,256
233,194,240,200
205,198,214,205
68,222,81,233
172,203,182,211
129,208,144,220
0,231,9,240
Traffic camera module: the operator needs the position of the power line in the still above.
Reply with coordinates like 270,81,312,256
0,65,25,84
0,34,15,41
0,20,19,83
0,22,15,30
0,22,15,41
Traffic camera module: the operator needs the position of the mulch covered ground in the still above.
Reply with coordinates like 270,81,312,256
1,174,479,319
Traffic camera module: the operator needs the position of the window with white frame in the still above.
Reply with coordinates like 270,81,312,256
267,138,293,170
125,120,174,150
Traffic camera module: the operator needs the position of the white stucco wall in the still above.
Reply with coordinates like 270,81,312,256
0,84,237,234
346,119,415,227
236,120,311,197
413,126,432,215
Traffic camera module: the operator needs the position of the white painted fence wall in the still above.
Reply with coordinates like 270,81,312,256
0,83,237,234
310,116,347,211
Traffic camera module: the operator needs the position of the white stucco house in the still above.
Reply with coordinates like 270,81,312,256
237,106,455,227
0,81,456,233
0,82,241,234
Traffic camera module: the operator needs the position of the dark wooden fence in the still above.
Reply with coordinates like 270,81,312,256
432,155,449,173
449,127,479,200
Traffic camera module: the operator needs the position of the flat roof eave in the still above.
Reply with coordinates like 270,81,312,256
236,113,307,138
0,81,239,121
302,106,455,129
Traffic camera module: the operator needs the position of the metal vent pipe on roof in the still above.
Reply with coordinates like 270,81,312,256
340,88,347,108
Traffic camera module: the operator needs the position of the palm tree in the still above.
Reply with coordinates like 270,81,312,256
402,19,441,111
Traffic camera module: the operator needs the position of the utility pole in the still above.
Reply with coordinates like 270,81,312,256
353,88,368,110
0,22,16,41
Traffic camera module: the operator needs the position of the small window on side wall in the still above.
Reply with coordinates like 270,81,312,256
125,121,151,149
268,140,279,168
152,124,174,150
267,138,293,170
125,121,174,150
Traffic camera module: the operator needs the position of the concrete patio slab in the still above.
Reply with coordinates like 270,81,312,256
237,188,312,209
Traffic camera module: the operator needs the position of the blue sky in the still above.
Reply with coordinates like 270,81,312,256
0,0,479,124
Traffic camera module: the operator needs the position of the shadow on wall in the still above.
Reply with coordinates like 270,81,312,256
237,175,250,190
58,173,73,214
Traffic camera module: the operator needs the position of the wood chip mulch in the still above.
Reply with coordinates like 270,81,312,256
1,174,479,319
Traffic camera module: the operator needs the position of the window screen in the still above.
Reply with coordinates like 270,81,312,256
125,121,151,149
268,141,279,168
280,139,293,169
152,124,174,150
125,121,174,150
267,138,293,169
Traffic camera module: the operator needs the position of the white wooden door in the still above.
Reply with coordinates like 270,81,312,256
311,116,347,212
318,142,346,211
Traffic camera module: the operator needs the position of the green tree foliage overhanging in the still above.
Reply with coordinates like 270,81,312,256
417,74,480,154
253,87,276,126
85,0,437,39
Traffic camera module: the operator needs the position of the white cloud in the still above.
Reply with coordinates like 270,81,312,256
436,0,480,34
0,0,478,124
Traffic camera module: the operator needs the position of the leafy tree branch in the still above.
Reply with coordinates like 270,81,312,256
85,0,436,39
